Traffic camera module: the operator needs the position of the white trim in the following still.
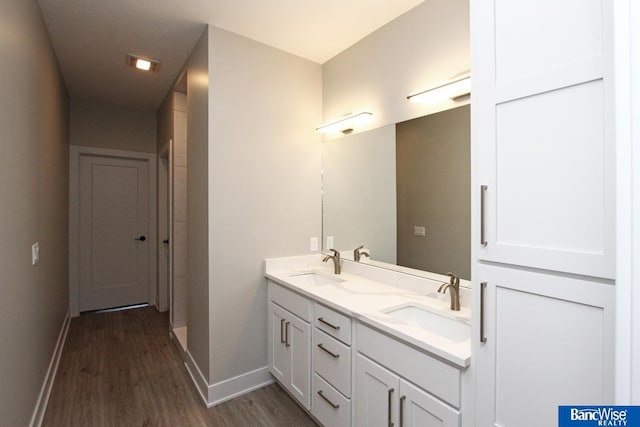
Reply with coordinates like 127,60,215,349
69,145,157,316
184,349,211,405
29,311,71,427
207,366,273,407
184,350,273,407
614,0,640,405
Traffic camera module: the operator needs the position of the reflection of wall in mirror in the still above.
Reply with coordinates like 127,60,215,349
396,105,470,279
322,125,397,263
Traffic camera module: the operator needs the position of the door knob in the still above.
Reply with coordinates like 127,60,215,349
134,235,146,241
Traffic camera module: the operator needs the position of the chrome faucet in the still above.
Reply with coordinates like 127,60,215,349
437,272,460,311
322,249,341,274
353,245,370,262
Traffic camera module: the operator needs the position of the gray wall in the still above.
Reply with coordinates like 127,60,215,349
70,99,157,153
0,1,70,425
186,27,211,380
322,0,470,138
396,105,470,279
207,26,322,383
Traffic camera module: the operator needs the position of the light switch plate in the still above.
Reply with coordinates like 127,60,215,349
310,237,318,252
414,226,426,237
32,242,39,265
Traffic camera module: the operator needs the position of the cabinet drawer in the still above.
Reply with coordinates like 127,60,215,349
314,303,351,344
313,328,351,397
312,373,351,427
269,281,312,322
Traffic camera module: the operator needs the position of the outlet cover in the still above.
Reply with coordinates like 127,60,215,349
32,242,39,265
310,237,318,252
413,226,426,237
327,236,334,249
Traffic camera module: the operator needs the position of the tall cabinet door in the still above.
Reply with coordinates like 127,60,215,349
473,0,615,279
475,264,615,427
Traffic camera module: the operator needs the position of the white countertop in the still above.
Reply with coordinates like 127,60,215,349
265,255,471,368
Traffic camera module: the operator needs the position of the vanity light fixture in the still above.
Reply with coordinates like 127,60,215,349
407,73,471,104
126,53,161,72
315,112,373,134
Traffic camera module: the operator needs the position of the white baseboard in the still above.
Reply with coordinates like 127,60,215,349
184,350,273,407
29,310,71,427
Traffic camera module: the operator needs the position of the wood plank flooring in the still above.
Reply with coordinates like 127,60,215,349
43,306,318,426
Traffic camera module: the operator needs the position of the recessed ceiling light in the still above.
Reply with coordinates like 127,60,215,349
126,53,160,72
135,59,151,71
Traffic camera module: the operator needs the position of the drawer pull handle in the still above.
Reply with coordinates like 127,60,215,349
280,318,285,344
400,395,406,427
317,390,340,409
387,388,395,427
480,185,488,246
318,317,340,330
480,282,487,343
317,343,340,359
285,321,290,347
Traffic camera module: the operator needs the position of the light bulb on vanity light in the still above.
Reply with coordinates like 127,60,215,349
315,112,373,134
407,74,471,104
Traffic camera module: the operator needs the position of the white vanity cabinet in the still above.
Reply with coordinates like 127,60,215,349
471,0,616,426
268,281,312,410
354,324,461,427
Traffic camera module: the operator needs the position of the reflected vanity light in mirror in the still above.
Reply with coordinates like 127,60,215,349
316,111,373,134
407,74,470,104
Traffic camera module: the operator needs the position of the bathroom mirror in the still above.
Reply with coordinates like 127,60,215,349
322,104,470,280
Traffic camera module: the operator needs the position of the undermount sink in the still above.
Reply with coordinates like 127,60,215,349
288,271,345,286
383,304,470,343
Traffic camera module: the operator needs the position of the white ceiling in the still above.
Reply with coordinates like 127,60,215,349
38,0,425,110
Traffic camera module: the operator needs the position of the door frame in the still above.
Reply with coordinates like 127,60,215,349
158,141,173,316
69,146,157,317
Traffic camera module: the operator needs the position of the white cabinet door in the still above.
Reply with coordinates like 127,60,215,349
355,354,399,427
269,302,288,384
268,302,311,410
399,379,459,427
288,312,311,409
473,0,615,279
475,264,614,427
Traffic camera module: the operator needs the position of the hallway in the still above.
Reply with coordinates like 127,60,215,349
42,307,317,426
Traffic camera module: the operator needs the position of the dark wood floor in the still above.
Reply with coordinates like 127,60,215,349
43,306,317,427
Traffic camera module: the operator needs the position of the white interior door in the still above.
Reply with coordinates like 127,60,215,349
79,154,150,312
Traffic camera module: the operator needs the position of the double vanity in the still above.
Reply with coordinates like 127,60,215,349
265,254,472,427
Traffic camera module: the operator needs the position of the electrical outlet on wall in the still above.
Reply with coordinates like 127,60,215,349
327,236,334,249
414,226,426,237
310,237,318,252
32,242,39,265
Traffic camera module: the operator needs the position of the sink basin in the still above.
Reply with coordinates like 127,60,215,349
288,271,345,286
383,304,470,343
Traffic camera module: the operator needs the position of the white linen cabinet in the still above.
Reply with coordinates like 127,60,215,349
471,0,616,426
